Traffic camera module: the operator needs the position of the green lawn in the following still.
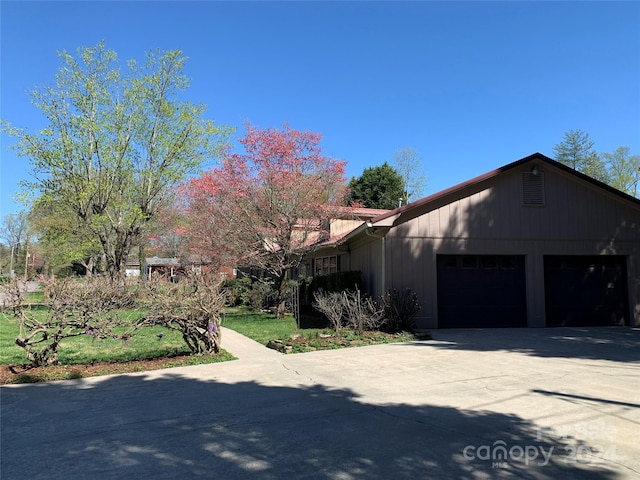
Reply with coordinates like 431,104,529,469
0,308,197,366
222,309,329,344
222,307,419,353
1,300,419,383
0,306,308,366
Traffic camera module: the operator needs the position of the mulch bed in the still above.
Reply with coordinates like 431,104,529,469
1,354,205,384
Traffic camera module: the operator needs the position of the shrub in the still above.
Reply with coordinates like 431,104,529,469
247,280,277,311
381,289,421,333
312,286,385,335
303,271,361,305
140,271,226,354
223,277,253,306
341,287,385,333
312,289,345,333
222,277,277,311
6,277,138,367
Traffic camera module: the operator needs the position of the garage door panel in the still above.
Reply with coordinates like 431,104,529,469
544,256,629,327
437,255,527,328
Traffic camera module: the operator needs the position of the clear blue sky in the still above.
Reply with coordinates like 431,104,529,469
2,1,639,217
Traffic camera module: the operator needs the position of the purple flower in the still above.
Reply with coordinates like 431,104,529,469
207,322,217,336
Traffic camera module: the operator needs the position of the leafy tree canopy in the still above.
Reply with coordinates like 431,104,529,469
348,162,404,210
554,130,639,197
182,122,349,316
2,41,231,282
552,129,609,183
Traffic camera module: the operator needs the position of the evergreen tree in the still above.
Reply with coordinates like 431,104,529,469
348,162,405,210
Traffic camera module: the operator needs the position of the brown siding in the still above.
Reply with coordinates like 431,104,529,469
381,162,640,328
350,237,384,298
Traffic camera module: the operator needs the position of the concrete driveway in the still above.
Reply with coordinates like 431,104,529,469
1,327,639,479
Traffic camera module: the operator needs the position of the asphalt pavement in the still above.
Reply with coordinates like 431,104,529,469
1,326,639,479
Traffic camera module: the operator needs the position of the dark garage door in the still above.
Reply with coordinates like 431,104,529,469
544,256,629,327
437,255,527,328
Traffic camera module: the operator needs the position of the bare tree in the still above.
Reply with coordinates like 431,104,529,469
0,211,31,276
0,210,29,247
393,147,427,205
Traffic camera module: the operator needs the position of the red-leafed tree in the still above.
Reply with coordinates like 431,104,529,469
182,123,349,316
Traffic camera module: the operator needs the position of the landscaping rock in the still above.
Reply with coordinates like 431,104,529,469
266,339,284,351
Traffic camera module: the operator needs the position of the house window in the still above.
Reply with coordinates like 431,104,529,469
314,256,338,276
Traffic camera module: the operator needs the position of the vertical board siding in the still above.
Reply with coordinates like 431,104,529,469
395,169,640,242
350,237,383,298
381,164,640,328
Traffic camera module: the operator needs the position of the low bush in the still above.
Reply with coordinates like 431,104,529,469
312,289,344,333
5,277,139,367
312,286,385,335
341,288,385,333
381,288,421,333
140,271,227,355
313,287,421,334
222,277,277,311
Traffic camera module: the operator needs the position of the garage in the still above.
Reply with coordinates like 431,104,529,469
544,255,629,327
437,255,527,328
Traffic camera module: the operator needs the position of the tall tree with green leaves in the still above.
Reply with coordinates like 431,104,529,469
2,42,230,282
348,162,405,209
29,198,103,276
602,146,640,198
553,129,596,169
552,129,609,183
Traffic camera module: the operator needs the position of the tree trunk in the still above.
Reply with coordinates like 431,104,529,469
274,270,289,318
81,255,96,277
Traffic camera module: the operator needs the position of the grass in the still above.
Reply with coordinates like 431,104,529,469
223,306,421,353
0,302,236,384
0,308,194,366
222,309,323,344
1,298,425,383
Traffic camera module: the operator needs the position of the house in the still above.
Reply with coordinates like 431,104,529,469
305,153,640,329
145,256,182,279
303,207,391,276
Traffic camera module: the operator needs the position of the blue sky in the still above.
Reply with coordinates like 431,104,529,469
1,1,639,217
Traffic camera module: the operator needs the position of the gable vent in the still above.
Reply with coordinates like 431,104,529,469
522,171,545,206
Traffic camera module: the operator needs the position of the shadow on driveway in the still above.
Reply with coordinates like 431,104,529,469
410,327,640,363
1,373,621,480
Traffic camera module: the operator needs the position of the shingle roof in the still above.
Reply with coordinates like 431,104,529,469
145,257,181,267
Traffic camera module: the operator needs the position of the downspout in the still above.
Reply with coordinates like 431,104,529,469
365,222,386,297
